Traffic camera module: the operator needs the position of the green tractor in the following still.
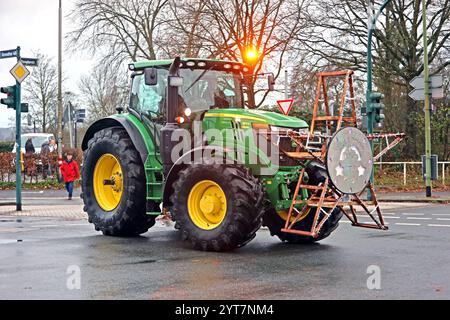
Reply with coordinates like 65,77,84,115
81,57,343,251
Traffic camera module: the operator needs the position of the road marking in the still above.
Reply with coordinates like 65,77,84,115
63,224,89,227
406,217,431,220
383,216,400,219
31,225,58,228
395,223,421,226
428,224,450,228
432,214,450,216
437,218,450,221
401,213,425,216
22,191,44,194
340,220,390,225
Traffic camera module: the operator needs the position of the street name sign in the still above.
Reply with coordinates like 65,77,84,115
21,58,39,67
0,49,18,59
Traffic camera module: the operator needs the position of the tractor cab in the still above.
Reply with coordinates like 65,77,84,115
128,58,249,125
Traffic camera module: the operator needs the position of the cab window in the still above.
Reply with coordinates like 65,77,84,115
130,69,168,117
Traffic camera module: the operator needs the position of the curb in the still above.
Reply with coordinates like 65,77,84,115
0,202,16,206
378,198,450,204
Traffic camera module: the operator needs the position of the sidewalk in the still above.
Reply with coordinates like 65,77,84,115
376,191,450,203
0,204,86,220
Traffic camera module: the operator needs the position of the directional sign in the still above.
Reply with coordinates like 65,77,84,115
21,58,39,67
409,74,444,101
0,49,18,59
410,75,443,90
10,61,30,83
409,87,444,101
277,99,294,116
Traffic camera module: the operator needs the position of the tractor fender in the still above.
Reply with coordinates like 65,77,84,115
81,116,149,165
162,144,272,206
162,145,229,207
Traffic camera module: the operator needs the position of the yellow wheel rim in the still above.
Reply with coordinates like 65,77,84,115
93,153,123,211
188,180,227,230
278,208,310,223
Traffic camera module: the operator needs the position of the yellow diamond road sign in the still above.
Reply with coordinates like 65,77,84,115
10,60,30,83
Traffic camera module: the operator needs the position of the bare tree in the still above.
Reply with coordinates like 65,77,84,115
298,0,450,78
181,0,307,108
68,0,169,65
157,0,208,58
78,63,129,122
295,0,450,158
23,53,58,133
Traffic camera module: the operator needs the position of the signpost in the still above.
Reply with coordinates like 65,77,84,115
10,60,30,83
0,46,38,211
277,99,294,116
409,75,444,101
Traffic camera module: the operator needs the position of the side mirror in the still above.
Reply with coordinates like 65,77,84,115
268,74,275,92
144,68,158,86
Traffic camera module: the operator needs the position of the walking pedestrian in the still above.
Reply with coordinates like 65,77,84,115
25,138,35,154
59,151,80,200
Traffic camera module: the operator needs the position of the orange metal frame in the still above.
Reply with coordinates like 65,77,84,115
279,70,403,238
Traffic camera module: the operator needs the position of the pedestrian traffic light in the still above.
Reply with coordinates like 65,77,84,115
369,91,385,128
0,85,17,109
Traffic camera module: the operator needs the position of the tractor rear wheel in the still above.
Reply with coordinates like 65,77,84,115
82,127,156,236
170,165,264,251
262,164,343,244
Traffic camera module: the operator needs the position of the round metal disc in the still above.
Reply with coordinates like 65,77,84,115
326,127,373,194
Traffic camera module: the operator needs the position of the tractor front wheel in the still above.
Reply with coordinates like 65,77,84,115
82,127,156,236
262,164,343,244
170,165,264,251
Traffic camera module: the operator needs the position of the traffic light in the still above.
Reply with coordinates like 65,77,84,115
369,91,385,128
244,47,259,67
0,85,17,109
76,108,86,123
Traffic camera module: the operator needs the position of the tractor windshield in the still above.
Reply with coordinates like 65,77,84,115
180,69,244,111
130,67,244,118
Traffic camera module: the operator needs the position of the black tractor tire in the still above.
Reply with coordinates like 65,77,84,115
170,165,264,251
82,127,156,236
262,164,343,244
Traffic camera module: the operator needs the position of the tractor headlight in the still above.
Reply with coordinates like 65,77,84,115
269,126,292,135
184,107,192,117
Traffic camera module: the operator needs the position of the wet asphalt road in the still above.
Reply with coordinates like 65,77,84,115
0,203,450,300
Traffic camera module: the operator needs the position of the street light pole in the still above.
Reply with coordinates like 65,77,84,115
366,0,392,200
284,69,288,99
422,0,432,197
57,0,63,170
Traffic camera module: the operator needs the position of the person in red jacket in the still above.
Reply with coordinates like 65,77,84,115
60,151,80,200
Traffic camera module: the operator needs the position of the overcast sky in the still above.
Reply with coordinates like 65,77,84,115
0,0,93,127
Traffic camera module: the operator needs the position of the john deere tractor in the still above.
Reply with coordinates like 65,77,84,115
81,57,343,251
